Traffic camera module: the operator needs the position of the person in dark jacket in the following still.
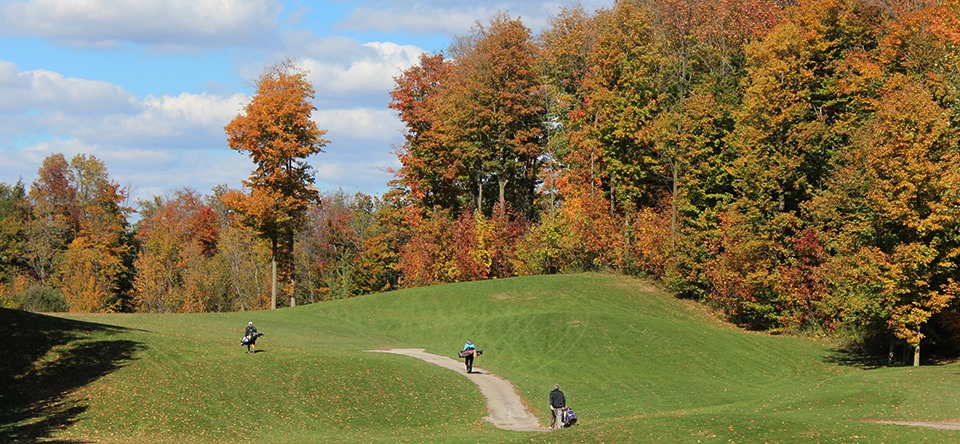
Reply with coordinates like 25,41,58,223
549,384,566,430
244,321,258,353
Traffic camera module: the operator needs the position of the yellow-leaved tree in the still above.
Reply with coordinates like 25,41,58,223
813,77,960,366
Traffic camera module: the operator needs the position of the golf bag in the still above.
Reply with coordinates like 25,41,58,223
458,349,483,358
562,407,578,428
240,332,264,345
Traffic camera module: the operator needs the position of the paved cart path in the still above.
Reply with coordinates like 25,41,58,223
870,420,960,430
370,348,545,432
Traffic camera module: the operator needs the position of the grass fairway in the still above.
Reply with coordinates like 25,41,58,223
4,273,960,443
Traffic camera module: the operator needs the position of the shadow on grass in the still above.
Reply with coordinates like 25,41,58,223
823,347,887,369
0,308,144,443
824,346,952,369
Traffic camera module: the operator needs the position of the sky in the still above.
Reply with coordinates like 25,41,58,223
0,0,612,216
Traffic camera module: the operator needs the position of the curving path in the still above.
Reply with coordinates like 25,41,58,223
370,348,545,432
871,420,960,430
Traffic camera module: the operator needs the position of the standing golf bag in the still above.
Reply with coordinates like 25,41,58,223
240,332,263,345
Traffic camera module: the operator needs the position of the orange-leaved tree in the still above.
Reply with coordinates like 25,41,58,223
133,189,220,312
389,52,463,211
223,60,329,309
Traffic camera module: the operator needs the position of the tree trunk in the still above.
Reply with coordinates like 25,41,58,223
498,177,507,205
286,231,295,308
288,274,295,307
271,237,278,310
671,160,678,249
477,177,484,209
913,330,921,366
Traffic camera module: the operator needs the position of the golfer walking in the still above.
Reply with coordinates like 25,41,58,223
245,321,258,353
549,384,566,429
462,340,478,373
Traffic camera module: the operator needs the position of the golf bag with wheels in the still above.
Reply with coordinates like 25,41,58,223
562,407,577,428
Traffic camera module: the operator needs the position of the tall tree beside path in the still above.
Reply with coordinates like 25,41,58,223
223,60,329,309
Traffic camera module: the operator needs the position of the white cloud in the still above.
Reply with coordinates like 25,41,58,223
335,1,614,37
118,150,253,204
338,4,487,36
11,138,97,165
0,60,138,114
91,92,248,145
295,41,423,107
0,59,253,200
313,107,402,142
312,156,397,195
0,60,399,206
6,136,254,207
0,0,281,50
308,107,401,195
4,89,247,150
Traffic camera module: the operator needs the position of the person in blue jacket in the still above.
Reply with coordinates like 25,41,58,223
462,340,477,373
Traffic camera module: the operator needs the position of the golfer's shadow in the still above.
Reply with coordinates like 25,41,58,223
252,349,267,354
467,370,484,374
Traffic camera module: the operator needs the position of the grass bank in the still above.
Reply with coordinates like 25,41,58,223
4,273,960,442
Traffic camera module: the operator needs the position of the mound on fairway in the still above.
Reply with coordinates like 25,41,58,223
4,273,960,443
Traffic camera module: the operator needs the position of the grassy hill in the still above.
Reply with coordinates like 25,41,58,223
4,273,960,442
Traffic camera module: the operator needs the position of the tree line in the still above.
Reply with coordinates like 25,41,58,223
2,0,959,364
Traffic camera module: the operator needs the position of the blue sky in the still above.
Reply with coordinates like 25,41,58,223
0,0,612,213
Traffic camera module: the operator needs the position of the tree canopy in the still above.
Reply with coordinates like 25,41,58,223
3,0,960,366
223,60,329,309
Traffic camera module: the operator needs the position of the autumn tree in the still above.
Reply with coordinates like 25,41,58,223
295,191,372,302
703,0,879,328
644,0,779,242
810,78,960,365
26,154,132,312
398,207,457,287
517,189,624,275
486,203,527,278
25,155,76,287
450,209,493,282
348,192,403,295
0,182,28,281
219,222,272,311
133,189,220,312
223,60,329,309
443,13,547,215
537,6,602,216
29,154,80,232
389,52,464,210
538,5,598,165
0,181,31,306
567,1,661,210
